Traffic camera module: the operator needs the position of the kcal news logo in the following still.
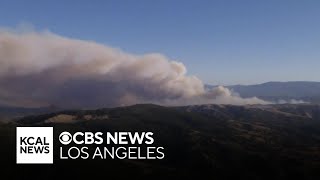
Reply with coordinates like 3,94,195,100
16,127,53,164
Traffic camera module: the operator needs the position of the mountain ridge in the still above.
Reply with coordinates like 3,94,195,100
206,81,320,103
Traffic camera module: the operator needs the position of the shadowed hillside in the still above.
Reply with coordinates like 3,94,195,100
1,104,320,179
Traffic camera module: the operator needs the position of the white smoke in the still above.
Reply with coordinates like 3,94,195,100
277,99,307,104
0,29,269,108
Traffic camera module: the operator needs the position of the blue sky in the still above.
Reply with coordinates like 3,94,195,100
1,0,319,85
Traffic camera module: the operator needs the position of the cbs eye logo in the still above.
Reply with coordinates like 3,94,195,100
59,131,103,145
59,132,72,145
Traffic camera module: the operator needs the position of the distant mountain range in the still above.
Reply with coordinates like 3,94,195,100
206,81,320,103
1,81,320,121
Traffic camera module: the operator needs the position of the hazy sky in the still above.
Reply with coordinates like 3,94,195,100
1,0,319,85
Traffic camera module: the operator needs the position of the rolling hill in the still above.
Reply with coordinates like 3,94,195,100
1,104,320,179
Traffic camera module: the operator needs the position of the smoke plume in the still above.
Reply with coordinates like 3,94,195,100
277,99,307,104
0,29,269,108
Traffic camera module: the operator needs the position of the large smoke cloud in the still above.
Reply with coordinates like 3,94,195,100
0,29,268,108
